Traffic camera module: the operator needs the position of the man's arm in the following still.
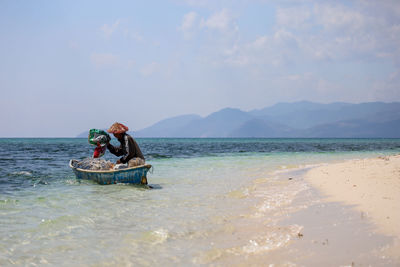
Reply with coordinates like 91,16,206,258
107,143,123,156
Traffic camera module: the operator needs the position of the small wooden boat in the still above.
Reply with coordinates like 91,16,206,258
69,159,152,185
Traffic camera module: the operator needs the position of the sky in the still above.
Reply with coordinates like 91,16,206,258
0,0,400,137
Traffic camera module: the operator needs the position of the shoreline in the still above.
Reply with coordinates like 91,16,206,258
304,154,400,259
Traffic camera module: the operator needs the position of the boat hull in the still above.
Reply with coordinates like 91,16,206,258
69,160,151,185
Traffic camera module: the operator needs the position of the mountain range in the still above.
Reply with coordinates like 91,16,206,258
77,101,400,138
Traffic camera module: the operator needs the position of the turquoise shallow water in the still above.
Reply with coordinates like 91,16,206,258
0,138,399,265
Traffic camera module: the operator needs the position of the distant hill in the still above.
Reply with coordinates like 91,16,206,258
77,101,400,138
249,101,400,129
302,119,400,138
228,118,295,138
176,108,254,137
135,114,201,137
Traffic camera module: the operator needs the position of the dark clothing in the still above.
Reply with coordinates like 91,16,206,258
107,133,144,164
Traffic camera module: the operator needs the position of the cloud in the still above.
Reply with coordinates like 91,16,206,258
140,62,160,76
90,53,119,68
371,69,400,101
273,29,297,48
272,72,354,103
68,41,79,49
314,4,368,33
244,1,400,65
123,29,143,42
100,19,121,39
200,9,234,32
276,6,311,28
178,0,212,7
358,0,400,21
196,0,393,78
179,11,198,39
180,11,198,31
216,28,301,68
305,2,400,62
251,36,268,49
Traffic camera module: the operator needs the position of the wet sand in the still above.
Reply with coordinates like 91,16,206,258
195,165,399,266
304,154,400,262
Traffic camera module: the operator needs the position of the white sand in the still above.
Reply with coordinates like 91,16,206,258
305,154,400,258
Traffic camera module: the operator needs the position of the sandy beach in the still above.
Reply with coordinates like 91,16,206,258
305,154,400,259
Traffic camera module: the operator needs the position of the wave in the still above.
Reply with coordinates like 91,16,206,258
9,171,33,177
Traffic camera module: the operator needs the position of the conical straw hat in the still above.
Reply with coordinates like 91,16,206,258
107,122,129,134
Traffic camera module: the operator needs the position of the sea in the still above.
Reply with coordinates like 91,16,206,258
1,138,400,266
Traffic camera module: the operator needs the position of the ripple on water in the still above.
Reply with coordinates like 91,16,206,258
241,224,303,254
192,224,303,265
140,228,169,245
8,171,33,177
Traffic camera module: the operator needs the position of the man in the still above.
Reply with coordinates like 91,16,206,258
106,122,145,167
